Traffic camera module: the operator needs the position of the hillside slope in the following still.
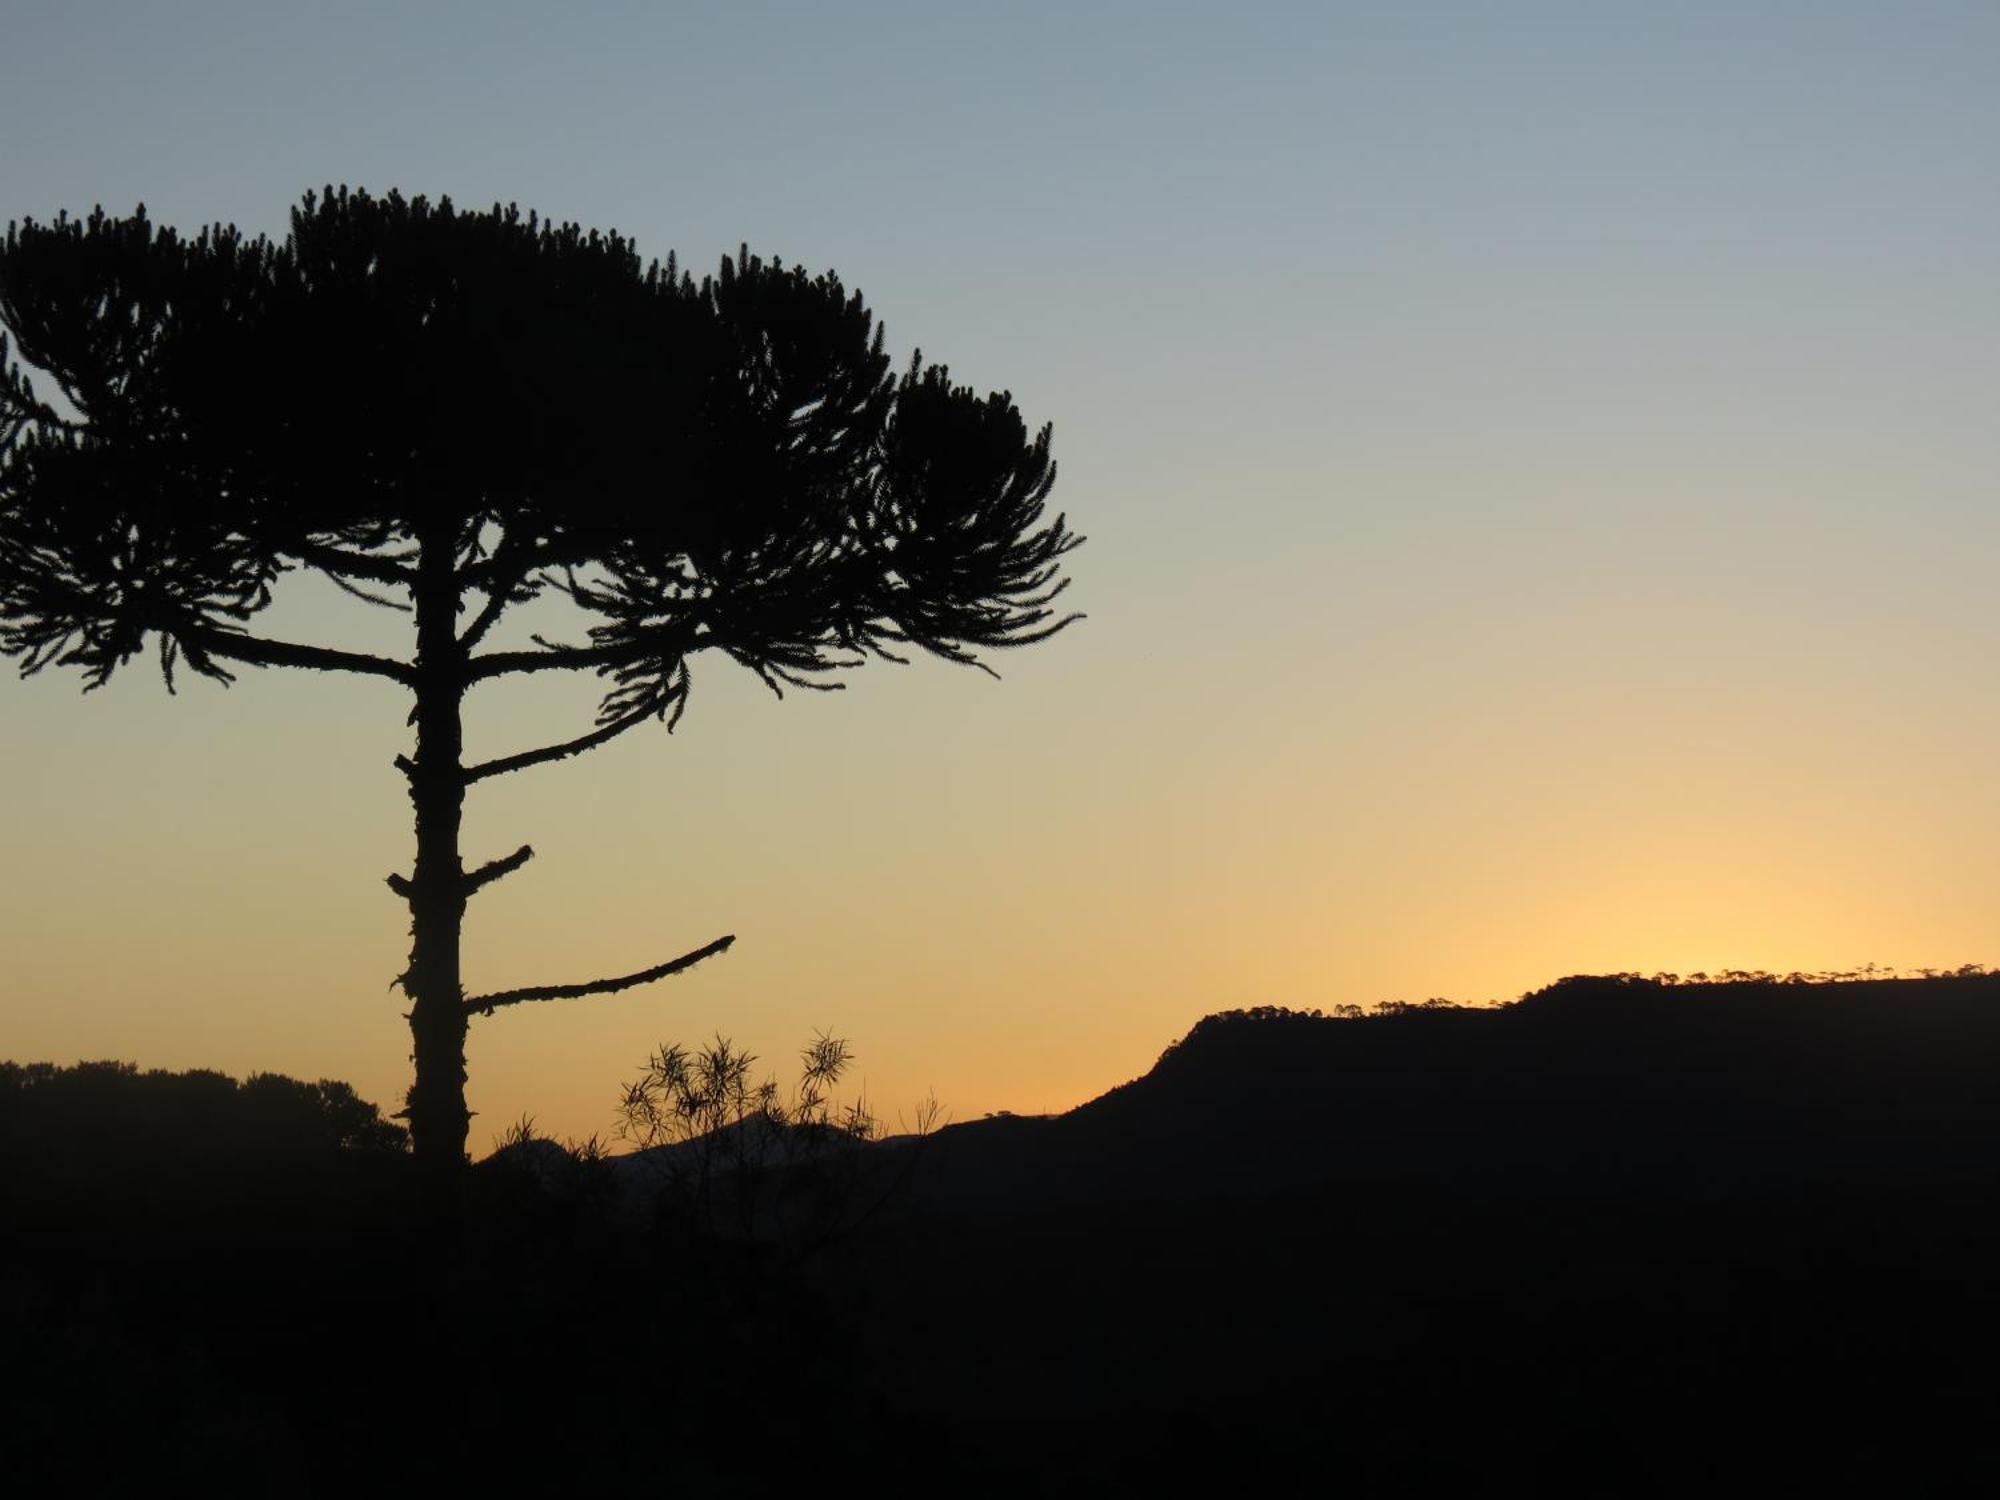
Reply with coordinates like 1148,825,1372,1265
907,971,2000,1209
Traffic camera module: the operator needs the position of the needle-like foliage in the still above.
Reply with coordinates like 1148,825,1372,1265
0,188,1082,1165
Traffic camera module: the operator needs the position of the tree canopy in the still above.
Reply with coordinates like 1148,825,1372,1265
0,187,1080,715
0,188,1083,1165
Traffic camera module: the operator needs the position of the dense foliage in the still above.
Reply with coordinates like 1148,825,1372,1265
0,1058,407,1158
0,189,1082,706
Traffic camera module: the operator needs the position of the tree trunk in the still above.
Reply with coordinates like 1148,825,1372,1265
403,533,470,1170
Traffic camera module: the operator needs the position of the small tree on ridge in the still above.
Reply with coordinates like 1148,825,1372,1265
0,188,1081,1167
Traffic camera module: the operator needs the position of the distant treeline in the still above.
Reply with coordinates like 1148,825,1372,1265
0,1060,408,1158
1,1060,410,1234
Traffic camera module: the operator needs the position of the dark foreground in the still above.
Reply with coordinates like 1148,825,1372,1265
8,973,2000,1495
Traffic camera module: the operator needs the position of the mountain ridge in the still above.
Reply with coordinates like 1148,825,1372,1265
900,969,2000,1211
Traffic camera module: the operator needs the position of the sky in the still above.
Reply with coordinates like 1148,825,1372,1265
4,1,1999,1148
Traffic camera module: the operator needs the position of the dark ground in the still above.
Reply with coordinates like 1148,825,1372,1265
8,973,2000,1495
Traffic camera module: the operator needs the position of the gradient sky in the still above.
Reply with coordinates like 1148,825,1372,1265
4,2,1998,1148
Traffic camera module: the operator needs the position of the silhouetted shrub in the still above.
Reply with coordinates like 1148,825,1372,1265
613,1032,936,1259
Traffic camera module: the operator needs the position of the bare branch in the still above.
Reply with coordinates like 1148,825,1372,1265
464,843,535,894
463,700,659,783
385,872,413,900
188,626,416,687
464,934,736,1016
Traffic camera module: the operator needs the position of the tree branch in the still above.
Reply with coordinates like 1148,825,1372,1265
464,843,535,894
459,538,572,591
291,542,420,587
464,636,652,680
323,570,413,613
457,583,514,653
463,701,659,783
456,527,539,652
464,934,735,1016
189,627,416,686
467,628,695,682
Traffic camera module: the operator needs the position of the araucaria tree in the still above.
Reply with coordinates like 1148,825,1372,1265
0,189,1081,1168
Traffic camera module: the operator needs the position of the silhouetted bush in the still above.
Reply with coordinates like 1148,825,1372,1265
614,1032,900,1254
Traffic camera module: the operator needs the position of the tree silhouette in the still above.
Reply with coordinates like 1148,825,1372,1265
0,188,1081,1168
